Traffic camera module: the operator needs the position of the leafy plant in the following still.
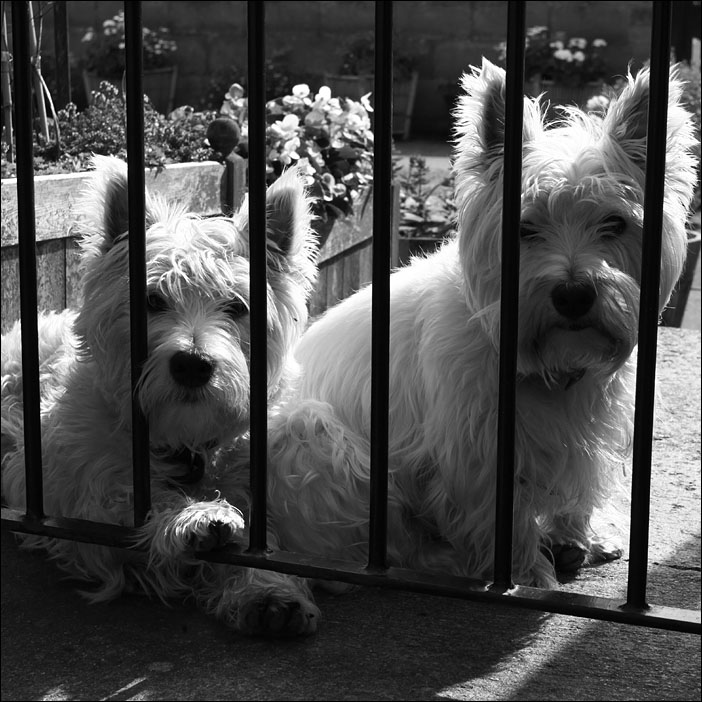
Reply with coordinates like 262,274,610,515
496,26,610,87
220,82,375,227
397,156,456,239
81,10,177,78
198,50,303,110
0,82,217,178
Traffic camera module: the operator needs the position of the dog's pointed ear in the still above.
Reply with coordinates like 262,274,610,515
79,156,155,256
453,57,542,179
264,166,319,290
601,68,650,164
603,65,698,179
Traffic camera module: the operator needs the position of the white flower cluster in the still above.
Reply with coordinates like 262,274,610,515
550,37,607,64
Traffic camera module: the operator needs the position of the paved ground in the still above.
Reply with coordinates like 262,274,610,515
1,327,699,701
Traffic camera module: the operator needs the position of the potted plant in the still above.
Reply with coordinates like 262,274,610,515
80,10,178,115
496,26,611,111
395,155,456,265
218,81,375,248
322,32,419,140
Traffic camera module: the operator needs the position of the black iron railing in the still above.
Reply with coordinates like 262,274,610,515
1,0,700,635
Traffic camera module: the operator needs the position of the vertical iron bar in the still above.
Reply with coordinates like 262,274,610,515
367,0,393,572
124,1,150,526
12,0,43,519
52,1,70,109
247,0,268,553
491,0,526,590
625,0,672,611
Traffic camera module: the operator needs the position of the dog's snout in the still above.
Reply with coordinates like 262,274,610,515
170,351,215,388
551,282,597,320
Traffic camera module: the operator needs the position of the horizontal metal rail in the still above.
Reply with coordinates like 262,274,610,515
2,507,699,635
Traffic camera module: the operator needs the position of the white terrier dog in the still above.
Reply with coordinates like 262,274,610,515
1,155,321,635
258,59,697,599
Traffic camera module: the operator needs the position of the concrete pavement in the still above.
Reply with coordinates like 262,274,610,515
1,327,699,701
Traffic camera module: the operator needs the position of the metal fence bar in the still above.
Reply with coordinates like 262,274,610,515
367,0,393,572
625,0,673,611
124,0,151,526
246,0,269,554
491,0,525,591
12,0,43,520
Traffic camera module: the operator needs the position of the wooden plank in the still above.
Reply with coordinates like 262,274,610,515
317,197,373,265
1,161,225,247
65,237,83,309
342,247,360,300
0,244,19,334
325,256,345,311
308,265,328,319
36,239,66,314
356,239,373,290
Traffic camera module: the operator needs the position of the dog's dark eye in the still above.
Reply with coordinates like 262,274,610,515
600,215,626,238
519,222,541,241
146,292,169,313
225,299,248,319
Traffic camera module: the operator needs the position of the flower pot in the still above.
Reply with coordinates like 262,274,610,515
82,66,178,115
661,210,702,327
322,71,419,140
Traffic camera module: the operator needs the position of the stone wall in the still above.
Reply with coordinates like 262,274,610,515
48,1,661,137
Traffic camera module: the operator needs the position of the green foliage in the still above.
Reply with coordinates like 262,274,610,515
198,51,303,110
81,10,177,79
0,82,217,178
496,26,610,87
220,82,375,226
397,156,457,239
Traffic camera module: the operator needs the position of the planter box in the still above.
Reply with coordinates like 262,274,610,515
309,184,402,318
661,211,702,327
1,161,230,332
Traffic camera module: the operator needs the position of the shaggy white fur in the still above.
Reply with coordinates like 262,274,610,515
1,156,321,636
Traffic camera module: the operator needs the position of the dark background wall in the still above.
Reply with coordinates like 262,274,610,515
28,1,701,138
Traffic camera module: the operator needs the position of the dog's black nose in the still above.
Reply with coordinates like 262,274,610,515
170,351,215,388
551,282,597,319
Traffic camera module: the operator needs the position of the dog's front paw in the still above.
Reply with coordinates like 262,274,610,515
238,595,320,637
152,500,246,557
550,543,588,573
585,538,623,565
190,517,243,552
